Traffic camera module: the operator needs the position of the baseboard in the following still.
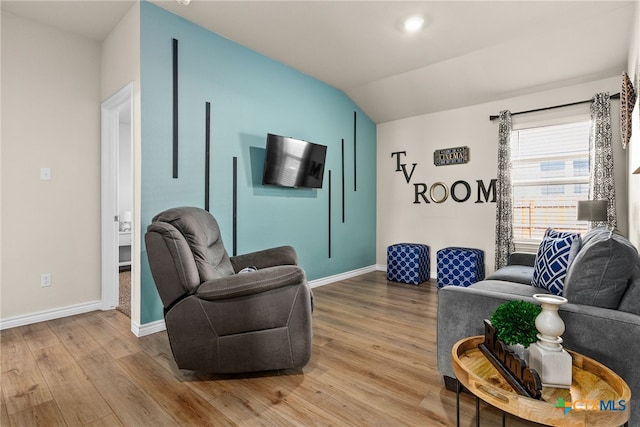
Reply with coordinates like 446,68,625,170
377,264,437,280
132,318,166,337
0,300,102,330
308,265,377,288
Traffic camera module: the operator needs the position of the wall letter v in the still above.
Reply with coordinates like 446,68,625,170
400,163,418,183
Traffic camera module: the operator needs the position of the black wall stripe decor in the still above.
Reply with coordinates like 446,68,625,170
341,138,345,223
204,102,211,211
353,111,357,191
172,38,179,179
232,156,238,256
328,170,332,258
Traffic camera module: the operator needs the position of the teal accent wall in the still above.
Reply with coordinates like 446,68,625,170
140,2,376,324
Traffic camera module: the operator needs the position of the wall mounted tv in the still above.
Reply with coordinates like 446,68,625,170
262,133,327,188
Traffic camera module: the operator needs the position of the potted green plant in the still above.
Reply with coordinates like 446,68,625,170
490,300,541,360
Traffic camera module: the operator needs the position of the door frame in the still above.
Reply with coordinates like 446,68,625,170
101,83,134,310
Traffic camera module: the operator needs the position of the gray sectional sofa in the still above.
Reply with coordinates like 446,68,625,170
437,227,640,425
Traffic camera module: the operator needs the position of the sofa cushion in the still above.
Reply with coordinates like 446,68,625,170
531,228,580,295
618,265,640,315
486,265,534,285
564,227,639,309
507,252,536,267
469,279,545,297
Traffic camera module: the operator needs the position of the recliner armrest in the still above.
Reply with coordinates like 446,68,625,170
230,245,298,272
196,265,305,301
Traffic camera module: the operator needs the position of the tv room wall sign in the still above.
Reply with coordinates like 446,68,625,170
434,146,469,166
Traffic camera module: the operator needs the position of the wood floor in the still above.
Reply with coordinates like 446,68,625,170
1,271,540,426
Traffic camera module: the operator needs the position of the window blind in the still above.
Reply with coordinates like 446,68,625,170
511,120,590,240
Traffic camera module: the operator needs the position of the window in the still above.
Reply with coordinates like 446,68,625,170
511,120,590,240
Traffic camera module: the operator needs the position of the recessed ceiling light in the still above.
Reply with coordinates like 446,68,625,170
176,0,191,5
403,15,425,33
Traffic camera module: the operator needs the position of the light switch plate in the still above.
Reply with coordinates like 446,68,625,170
40,167,51,180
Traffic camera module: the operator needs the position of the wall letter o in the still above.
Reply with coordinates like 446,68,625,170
429,182,448,203
451,180,471,202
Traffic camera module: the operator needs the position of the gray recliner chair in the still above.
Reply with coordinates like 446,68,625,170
145,206,313,373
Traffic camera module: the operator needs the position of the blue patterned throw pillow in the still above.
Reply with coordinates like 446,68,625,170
532,228,580,295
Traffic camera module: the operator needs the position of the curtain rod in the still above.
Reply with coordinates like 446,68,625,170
489,92,620,121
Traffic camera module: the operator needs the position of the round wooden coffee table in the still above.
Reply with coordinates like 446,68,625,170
452,336,630,426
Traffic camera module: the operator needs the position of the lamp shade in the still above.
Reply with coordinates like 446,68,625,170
577,200,607,222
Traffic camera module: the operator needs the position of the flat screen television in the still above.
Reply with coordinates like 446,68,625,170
262,133,327,188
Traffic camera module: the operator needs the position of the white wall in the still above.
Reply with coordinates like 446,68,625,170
1,12,102,319
377,76,626,276
101,3,141,325
101,3,140,101
626,2,640,249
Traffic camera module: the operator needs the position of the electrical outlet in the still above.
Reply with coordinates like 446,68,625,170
41,273,51,287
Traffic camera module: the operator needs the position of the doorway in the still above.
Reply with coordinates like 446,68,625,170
101,83,134,315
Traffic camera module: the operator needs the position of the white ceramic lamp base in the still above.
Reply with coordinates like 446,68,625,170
530,294,573,388
528,341,572,388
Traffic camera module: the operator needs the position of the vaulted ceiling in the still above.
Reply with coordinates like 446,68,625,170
2,1,635,123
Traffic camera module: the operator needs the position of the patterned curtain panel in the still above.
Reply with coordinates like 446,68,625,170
495,110,514,270
589,93,617,229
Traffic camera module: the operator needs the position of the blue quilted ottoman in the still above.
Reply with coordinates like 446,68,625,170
387,243,430,285
437,247,485,288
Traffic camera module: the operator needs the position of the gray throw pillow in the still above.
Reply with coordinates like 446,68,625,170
564,227,639,309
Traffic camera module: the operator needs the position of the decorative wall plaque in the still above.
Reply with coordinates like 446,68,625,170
434,146,469,166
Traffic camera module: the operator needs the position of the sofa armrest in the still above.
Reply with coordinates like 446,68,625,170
230,245,298,272
196,265,305,301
